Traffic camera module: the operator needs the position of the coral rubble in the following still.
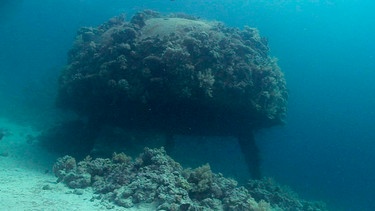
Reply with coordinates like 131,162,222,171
54,148,327,211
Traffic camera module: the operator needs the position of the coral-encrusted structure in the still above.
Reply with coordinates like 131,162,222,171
57,10,287,134
55,10,288,179
53,148,326,210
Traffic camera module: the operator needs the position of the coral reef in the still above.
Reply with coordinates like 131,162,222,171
53,10,289,180
57,10,287,135
54,148,326,211
247,178,327,211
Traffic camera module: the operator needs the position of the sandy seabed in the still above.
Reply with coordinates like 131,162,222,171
0,118,149,211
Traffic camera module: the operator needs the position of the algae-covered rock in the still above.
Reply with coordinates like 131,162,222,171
53,148,327,210
57,10,287,135
53,155,91,188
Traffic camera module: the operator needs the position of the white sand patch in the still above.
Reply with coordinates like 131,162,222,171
0,167,101,210
0,118,156,210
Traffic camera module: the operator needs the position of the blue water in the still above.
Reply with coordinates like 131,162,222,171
1,1,374,210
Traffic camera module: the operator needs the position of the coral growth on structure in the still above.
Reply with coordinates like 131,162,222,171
56,10,287,135
54,148,326,211
51,9,290,193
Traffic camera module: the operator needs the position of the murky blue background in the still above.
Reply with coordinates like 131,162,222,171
1,1,374,210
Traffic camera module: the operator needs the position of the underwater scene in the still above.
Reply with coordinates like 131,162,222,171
0,0,374,210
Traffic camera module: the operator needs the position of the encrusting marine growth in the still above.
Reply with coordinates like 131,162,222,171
53,148,327,210
48,10,328,210
54,10,288,178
